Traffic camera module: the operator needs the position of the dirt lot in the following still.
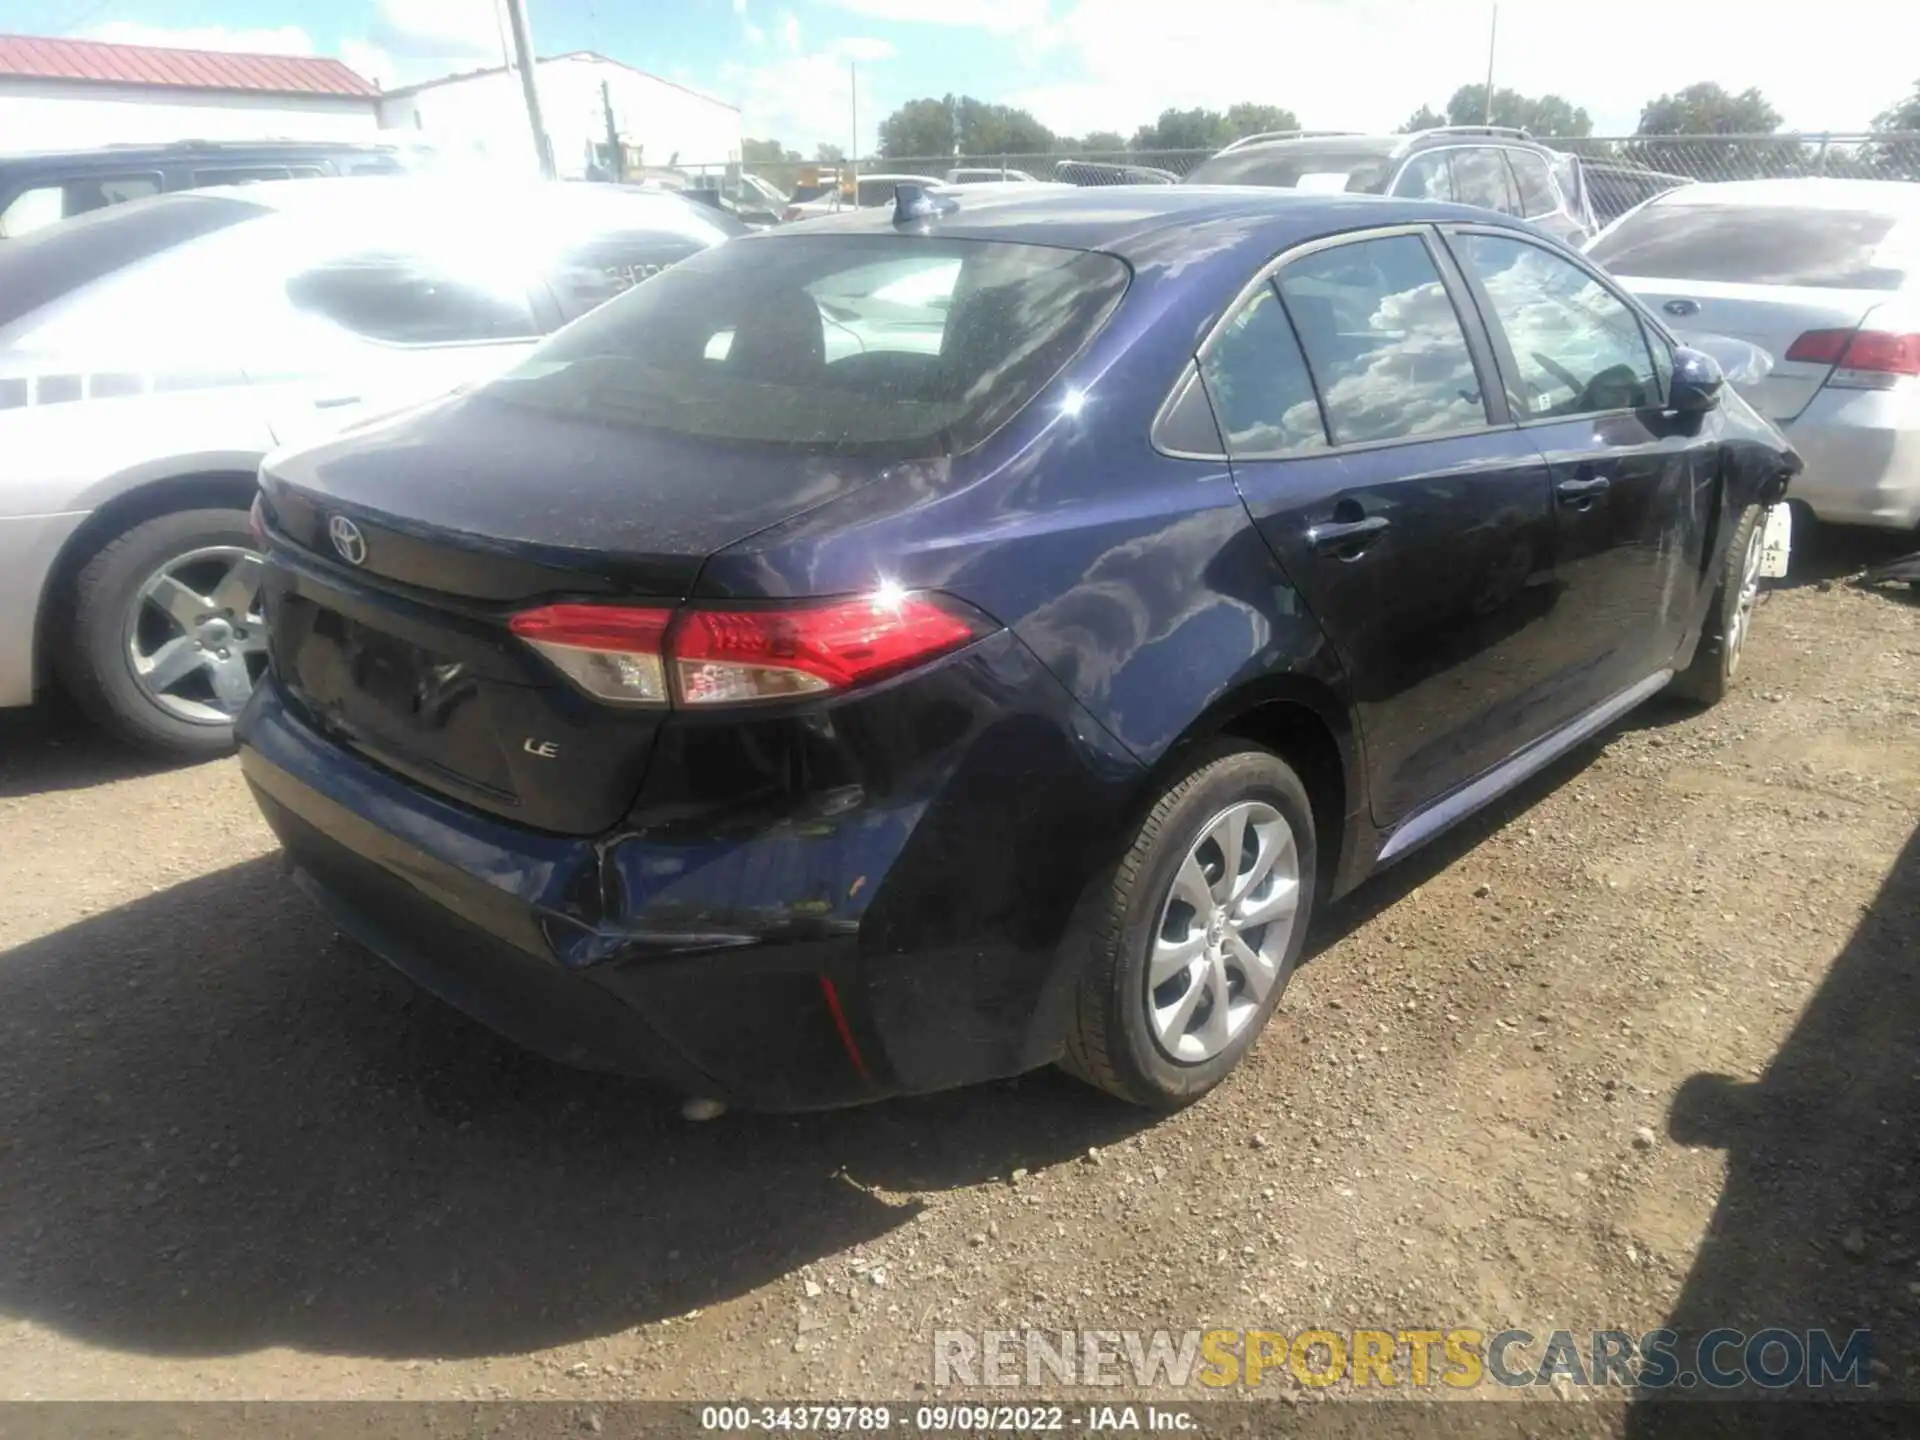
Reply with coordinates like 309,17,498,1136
2,554,1917,1417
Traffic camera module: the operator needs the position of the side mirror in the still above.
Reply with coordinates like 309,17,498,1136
1668,345,1725,413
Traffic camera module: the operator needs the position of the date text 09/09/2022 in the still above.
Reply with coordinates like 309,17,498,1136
698,1405,1193,1432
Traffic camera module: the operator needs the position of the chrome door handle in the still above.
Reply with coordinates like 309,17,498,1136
1308,515,1390,556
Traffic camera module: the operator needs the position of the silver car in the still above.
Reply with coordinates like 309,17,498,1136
0,176,738,758
1589,178,1920,536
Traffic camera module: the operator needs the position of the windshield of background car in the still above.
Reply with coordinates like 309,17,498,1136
484,235,1131,457
1589,203,1914,290
1185,140,1399,192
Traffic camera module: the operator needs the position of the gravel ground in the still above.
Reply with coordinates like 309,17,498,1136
1,550,1917,1419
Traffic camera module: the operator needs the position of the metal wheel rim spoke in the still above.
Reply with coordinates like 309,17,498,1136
1730,526,1765,669
1147,796,1301,1064
126,544,267,727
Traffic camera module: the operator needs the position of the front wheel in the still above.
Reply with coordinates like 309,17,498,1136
1670,504,1764,708
55,508,267,760
1062,742,1317,1109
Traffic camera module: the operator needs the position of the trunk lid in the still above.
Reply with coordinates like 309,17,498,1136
260,388,898,835
1621,278,1883,422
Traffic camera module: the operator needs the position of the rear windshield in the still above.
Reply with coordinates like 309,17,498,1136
1589,204,1911,290
1185,141,1398,193
789,183,834,204
484,235,1130,457
0,193,265,333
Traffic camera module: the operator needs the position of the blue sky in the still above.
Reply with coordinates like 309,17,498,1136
14,0,1919,157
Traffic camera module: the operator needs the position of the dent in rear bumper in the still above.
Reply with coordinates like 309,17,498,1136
237,631,1144,1108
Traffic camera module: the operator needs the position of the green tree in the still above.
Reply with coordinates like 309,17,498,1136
1400,103,1446,133
1636,82,1781,135
1223,102,1301,140
1444,84,1592,137
877,94,1054,160
814,142,846,164
1077,129,1128,154
1867,78,1920,178
740,136,802,191
1130,107,1229,151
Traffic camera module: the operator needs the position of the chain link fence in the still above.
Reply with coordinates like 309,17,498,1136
678,132,1920,211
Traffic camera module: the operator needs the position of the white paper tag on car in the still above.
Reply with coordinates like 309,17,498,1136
1760,502,1793,579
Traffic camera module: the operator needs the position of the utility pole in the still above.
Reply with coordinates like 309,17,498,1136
502,0,555,179
601,78,623,181
1482,3,1498,126
849,61,858,189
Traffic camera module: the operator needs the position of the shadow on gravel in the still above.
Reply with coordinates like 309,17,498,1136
0,857,1146,1361
1625,821,1920,1434
1774,521,1913,592
0,701,210,801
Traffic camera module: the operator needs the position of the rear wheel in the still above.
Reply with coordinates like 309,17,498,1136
55,508,266,759
1671,504,1764,708
1062,742,1317,1108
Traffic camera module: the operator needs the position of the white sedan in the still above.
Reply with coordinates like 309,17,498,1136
0,176,738,757
1588,177,1920,536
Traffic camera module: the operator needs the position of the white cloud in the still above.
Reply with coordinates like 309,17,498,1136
81,22,321,56
832,36,899,63
826,0,1051,32
724,32,896,152
779,10,804,51
371,0,502,60
734,0,749,12
1009,0,1918,140
744,21,767,45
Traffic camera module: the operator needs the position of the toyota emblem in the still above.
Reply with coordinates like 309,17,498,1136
328,515,368,566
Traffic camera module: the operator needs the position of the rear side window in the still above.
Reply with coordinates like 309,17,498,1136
546,230,712,318
1199,283,1326,456
1507,151,1559,218
194,166,294,186
1451,149,1518,214
288,251,541,344
486,235,1130,456
0,172,162,238
1391,151,1454,202
1588,203,1910,290
1276,233,1489,445
1454,233,1658,416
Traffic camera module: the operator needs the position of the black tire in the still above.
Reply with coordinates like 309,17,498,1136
1670,503,1764,708
54,507,259,760
1061,741,1318,1109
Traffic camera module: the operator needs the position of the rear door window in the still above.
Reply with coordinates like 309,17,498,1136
1391,151,1455,202
486,235,1130,456
0,172,163,237
193,166,295,186
1507,151,1559,218
1451,148,1519,215
1199,283,1326,455
288,250,542,344
1587,204,1911,290
1275,232,1490,445
1454,232,1658,416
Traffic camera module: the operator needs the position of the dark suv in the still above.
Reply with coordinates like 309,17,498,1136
0,139,415,239
1185,126,1596,246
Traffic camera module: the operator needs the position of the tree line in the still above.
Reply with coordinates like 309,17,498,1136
739,77,1920,167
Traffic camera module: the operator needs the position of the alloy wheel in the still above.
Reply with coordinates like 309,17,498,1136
1147,799,1302,1064
125,546,267,726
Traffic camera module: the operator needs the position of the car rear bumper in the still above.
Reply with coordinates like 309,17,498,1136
237,634,1143,1110
1781,387,1920,531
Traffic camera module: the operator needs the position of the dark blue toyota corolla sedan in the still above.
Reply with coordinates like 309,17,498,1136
238,185,1799,1111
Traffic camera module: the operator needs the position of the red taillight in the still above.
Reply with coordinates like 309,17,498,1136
1786,327,1920,381
781,205,803,222
509,603,674,705
509,592,990,707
